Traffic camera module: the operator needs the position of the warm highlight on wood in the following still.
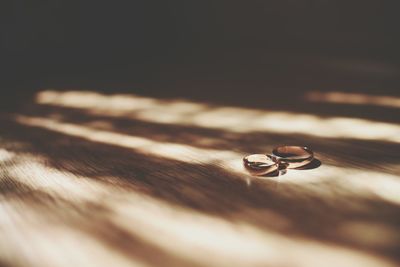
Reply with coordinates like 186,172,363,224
1,88,399,267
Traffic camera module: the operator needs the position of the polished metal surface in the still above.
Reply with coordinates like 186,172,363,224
272,146,314,169
243,154,279,176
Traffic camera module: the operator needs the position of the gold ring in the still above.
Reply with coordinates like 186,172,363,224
243,154,279,176
271,146,313,169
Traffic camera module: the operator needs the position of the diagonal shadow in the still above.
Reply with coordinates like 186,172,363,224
1,117,399,262
0,175,208,267
15,104,400,173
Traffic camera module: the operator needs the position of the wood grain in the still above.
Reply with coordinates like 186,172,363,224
0,86,400,267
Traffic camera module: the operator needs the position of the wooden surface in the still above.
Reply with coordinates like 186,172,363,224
1,76,400,267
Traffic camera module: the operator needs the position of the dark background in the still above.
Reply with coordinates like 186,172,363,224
1,0,400,109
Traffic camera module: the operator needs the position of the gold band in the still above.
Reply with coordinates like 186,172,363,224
243,154,279,176
271,146,314,169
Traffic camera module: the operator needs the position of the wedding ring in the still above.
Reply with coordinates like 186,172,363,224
271,146,313,169
243,154,279,176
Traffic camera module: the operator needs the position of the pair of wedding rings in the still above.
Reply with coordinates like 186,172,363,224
243,146,314,176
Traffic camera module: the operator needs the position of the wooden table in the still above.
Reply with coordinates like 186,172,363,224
1,61,400,267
